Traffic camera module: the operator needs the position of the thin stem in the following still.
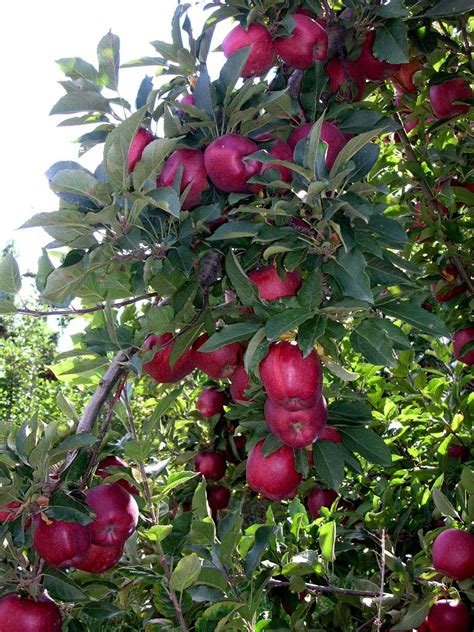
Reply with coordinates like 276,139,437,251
268,578,392,600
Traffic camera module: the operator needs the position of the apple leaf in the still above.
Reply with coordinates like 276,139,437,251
373,19,409,64
265,308,312,341
198,323,261,352
350,319,397,367
43,569,88,602
104,106,147,189
244,525,277,578
391,598,432,631
132,138,179,191
372,0,408,18
432,488,461,520
56,57,100,84
425,0,474,17
319,520,336,562
312,442,345,491
97,31,120,91
0,254,21,295
225,250,259,307
207,221,259,241
340,427,392,467
298,314,326,358
325,248,373,304
170,553,202,591
328,401,373,424
377,299,449,337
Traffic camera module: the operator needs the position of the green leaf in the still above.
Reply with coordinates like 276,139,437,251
432,488,460,520
43,569,88,602
391,598,431,631
372,0,408,18
325,248,373,304
366,257,411,286
265,308,312,341
330,129,384,177
192,480,211,520
97,31,120,90
132,137,179,191
207,221,259,241
142,525,173,542
368,215,408,245
319,520,336,562
373,19,409,64
50,169,110,207
0,299,16,314
262,433,284,457
56,57,100,83
220,47,251,102
378,299,449,337
350,319,396,367
328,401,373,423
103,107,147,189
425,0,474,17
340,427,392,467
307,113,324,176
297,268,322,311
312,442,345,491
243,326,267,372
244,525,277,579
169,553,202,591
298,314,326,357
225,250,258,308
0,254,21,295
198,323,261,352
50,91,111,116
169,319,204,368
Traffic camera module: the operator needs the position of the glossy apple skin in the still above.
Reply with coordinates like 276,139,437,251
316,425,342,443
33,516,90,567
96,455,139,496
393,59,422,93
74,541,124,573
264,396,327,448
143,333,195,383
259,341,323,410
230,365,251,403
207,485,231,513
204,134,261,193
197,387,228,417
194,451,227,481
128,128,154,172
275,14,328,69
326,58,366,102
429,79,472,119
447,444,470,461
307,487,338,519
157,149,208,209
357,31,401,81
453,327,474,366
85,483,139,547
288,121,348,170
0,500,21,522
0,594,62,632
248,266,302,301
432,528,474,580
246,439,302,501
222,23,276,78
193,333,242,379
426,599,470,632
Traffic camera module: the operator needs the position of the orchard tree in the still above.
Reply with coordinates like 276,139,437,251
0,0,473,630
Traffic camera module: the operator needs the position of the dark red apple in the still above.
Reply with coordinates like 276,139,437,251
357,31,401,81
259,341,323,410
453,327,474,366
194,451,227,481
426,600,470,632
246,439,302,500
0,500,21,522
392,59,423,94
33,516,90,567
429,79,472,119
74,541,124,573
288,121,348,170
85,483,139,547
197,387,228,417
307,487,338,519
275,14,328,69
447,444,470,461
316,425,342,443
96,455,139,496
128,128,154,172
157,149,208,209
248,266,302,301
326,58,366,102
222,23,276,78
207,485,231,513
0,594,62,632
264,396,327,448
432,528,474,580
143,333,195,383
230,365,251,403
204,134,261,193
416,619,430,632
193,333,242,379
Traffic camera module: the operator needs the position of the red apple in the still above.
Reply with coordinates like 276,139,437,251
326,58,366,102
316,425,342,443
453,327,474,366
74,541,124,573
0,500,21,523
157,149,208,209
85,483,139,547
207,485,231,513
222,23,276,78
447,444,469,461
307,487,338,519
264,396,327,448
0,594,62,632
128,128,154,172
417,619,430,632
230,365,251,403
248,266,302,301
357,31,401,81
194,451,227,481
33,516,90,567
392,59,423,94
429,79,472,119
426,600,470,632
204,134,261,193
197,387,228,417
96,455,139,496
275,14,328,69
143,333,195,383
259,341,323,410
193,333,242,379
288,121,348,170
432,528,474,580
177,93,195,115
246,439,302,500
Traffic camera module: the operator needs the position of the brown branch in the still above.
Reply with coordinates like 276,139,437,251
459,16,474,72
268,578,393,600
375,530,386,632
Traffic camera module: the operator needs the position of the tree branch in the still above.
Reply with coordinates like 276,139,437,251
375,530,386,631
268,578,393,600
459,16,474,72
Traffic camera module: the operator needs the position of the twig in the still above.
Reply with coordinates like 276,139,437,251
321,0,334,17
459,16,474,72
268,578,392,599
375,529,386,631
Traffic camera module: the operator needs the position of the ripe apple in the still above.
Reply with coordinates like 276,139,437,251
197,387,228,417
96,455,139,496
416,619,430,632
204,134,261,193
275,14,328,69
246,439,302,500
447,444,469,461
432,528,474,580
392,59,423,94
74,541,124,574
230,365,251,403
357,31,401,81
426,599,470,632
224,435,247,464
194,451,227,481
429,79,472,119
326,58,366,102
248,265,302,301
0,500,21,522
259,341,323,410
307,487,338,519
264,396,327,448
157,149,208,209
128,128,154,173
207,485,231,513
33,516,91,567
193,333,242,379
316,425,342,443
85,483,139,547
453,327,474,365
0,594,62,632
288,121,348,170
222,23,276,78
143,333,195,383
432,264,466,303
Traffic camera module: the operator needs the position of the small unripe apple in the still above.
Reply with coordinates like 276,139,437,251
197,387,228,417
392,59,423,94
264,396,327,448
0,500,21,523
33,516,91,567
429,79,472,119
426,599,470,632
0,594,62,632
96,455,139,496
453,327,474,366
447,444,469,461
128,128,154,172
288,121,348,170
230,365,251,403
207,485,231,513
357,31,401,81
193,333,242,379
143,333,195,383
248,266,302,301
157,149,208,209
246,439,302,500
275,14,328,69
307,487,338,519
432,528,474,580
326,58,366,102
222,23,276,78
194,451,227,481
317,425,342,443
204,134,261,193
74,541,124,574
85,483,139,547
